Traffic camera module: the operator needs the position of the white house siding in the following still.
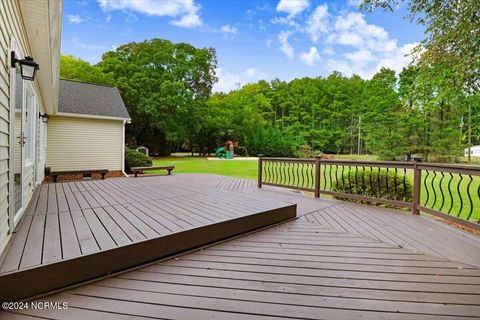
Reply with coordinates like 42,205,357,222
0,1,47,254
47,116,124,171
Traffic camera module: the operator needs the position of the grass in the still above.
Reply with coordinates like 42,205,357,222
152,156,258,180
152,155,479,222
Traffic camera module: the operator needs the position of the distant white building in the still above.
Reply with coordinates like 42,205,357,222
464,145,480,157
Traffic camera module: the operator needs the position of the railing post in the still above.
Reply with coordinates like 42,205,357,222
412,158,422,215
314,155,321,198
257,155,263,188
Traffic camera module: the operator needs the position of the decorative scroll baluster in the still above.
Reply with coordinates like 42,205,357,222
322,164,327,191
403,168,407,202
439,172,445,212
369,167,373,197
431,171,438,210
447,173,454,214
423,170,430,206
361,166,366,197
456,174,463,218
308,163,315,189
466,175,473,220
348,166,352,193
385,168,389,196
377,168,381,198
394,168,398,200
329,165,333,191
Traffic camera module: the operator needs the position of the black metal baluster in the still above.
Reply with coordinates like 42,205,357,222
361,166,366,196
477,182,480,223
322,164,327,191
403,168,407,202
456,174,463,218
300,163,306,189
369,167,373,197
431,171,438,210
309,163,314,189
394,168,398,200
423,170,430,207
439,172,445,212
466,175,474,220
329,165,333,191
377,167,381,198
385,167,389,197
341,165,345,189
447,173,454,215
335,165,340,190
348,166,352,193
354,166,359,193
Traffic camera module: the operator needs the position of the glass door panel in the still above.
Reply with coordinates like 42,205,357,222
13,70,23,219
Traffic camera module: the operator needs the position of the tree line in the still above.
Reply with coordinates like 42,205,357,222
59,0,479,162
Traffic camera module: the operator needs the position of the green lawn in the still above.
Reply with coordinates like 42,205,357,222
152,156,258,179
152,155,479,222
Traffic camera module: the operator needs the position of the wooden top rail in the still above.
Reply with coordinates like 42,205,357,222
418,162,480,175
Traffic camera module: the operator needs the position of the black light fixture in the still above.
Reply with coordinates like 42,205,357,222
11,51,39,81
39,112,49,124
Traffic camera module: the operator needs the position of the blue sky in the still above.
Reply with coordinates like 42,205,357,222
62,0,425,92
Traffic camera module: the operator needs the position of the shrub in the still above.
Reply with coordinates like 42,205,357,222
332,167,413,204
125,147,152,172
245,126,301,157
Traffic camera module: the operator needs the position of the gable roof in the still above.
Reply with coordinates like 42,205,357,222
58,79,130,120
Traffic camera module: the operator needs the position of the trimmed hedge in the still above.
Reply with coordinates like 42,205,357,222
332,168,413,204
125,147,152,172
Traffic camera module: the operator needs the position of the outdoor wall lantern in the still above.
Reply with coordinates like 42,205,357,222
11,51,39,81
39,113,49,124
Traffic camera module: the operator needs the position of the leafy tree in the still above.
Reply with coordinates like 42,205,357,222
98,39,217,154
60,55,114,85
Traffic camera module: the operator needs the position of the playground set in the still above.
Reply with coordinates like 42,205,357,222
216,140,237,159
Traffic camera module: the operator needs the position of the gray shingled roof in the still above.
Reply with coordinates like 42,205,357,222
58,79,130,119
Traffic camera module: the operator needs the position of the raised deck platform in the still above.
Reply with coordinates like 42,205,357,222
2,174,480,319
0,176,296,301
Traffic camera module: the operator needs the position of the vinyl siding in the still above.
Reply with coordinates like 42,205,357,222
0,0,46,254
47,116,124,171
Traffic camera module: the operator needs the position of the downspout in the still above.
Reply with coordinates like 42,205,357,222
122,120,128,177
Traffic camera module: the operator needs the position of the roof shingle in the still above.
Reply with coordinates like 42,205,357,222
58,79,130,119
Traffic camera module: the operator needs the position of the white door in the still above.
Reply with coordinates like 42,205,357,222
11,69,24,226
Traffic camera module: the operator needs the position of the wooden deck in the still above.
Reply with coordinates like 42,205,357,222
2,174,480,319
0,175,296,301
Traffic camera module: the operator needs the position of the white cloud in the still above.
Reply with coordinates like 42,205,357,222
220,24,238,35
375,42,418,74
331,12,392,53
278,31,294,60
105,14,112,23
171,11,202,28
97,0,202,28
68,14,84,24
306,4,329,42
213,67,267,93
276,0,310,17
300,47,321,66
244,68,259,78
270,16,299,27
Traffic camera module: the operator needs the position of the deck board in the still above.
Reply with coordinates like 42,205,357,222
0,175,295,301
4,217,480,320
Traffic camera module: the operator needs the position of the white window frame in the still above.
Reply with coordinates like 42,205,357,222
23,83,36,168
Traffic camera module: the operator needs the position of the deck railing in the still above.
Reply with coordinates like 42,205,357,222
258,157,480,230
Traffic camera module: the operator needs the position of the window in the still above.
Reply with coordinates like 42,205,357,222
24,85,35,166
